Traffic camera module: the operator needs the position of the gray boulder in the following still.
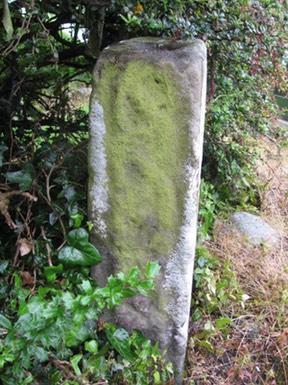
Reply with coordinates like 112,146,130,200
229,212,280,247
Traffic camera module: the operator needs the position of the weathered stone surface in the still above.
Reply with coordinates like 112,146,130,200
88,37,207,382
229,212,280,247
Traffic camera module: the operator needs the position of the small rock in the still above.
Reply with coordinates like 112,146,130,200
229,212,280,247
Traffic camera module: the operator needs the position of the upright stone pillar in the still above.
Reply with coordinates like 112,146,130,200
88,37,206,383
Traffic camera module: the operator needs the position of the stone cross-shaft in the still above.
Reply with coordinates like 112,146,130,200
88,37,206,383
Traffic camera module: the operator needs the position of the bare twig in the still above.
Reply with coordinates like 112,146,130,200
50,359,88,385
41,226,52,266
0,190,37,229
270,338,288,385
2,13,33,56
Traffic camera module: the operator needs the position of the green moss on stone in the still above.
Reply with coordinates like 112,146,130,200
95,60,191,272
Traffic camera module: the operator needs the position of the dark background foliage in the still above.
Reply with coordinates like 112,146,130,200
1,0,287,184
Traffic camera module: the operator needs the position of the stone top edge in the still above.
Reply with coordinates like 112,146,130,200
103,36,206,53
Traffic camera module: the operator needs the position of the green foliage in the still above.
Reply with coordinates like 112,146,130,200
0,261,171,384
198,176,259,240
198,181,222,239
189,245,250,354
0,140,172,384
192,246,248,316
59,228,102,266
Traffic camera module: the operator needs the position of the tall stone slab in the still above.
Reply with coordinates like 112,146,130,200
88,37,206,383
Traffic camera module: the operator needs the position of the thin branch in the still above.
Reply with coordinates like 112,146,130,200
0,190,37,229
51,359,88,385
2,13,33,56
41,226,52,266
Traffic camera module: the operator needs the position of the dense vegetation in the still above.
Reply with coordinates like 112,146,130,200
0,0,287,384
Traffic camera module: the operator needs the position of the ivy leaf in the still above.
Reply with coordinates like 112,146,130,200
44,264,63,282
105,326,136,362
70,213,84,228
58,228,102,266
70,354,82,376
32,346,48,363
199,340,214,352
0,260,9,274
21,376,34,385
136,281,154,296
80,279,93,294
154,371,161,384
127,267,140,280
215,317,231,329
0,315,13,331
121,288,136,297
145,261,161,280
61,291,74,310
191,308,202,322
58,185,76,201
85,340,98,353
5,164,34,192
66,326,89,348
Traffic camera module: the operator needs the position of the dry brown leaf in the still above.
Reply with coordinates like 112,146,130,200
227,368,237,378
239,369,252,381
278,328,288,348
18,238,34,256
19,271,34,286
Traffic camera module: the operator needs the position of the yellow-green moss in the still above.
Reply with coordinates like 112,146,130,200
95,60,191,272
